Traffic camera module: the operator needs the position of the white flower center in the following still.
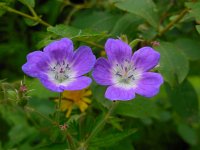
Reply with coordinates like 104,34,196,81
112,59,142,89
48,60,75,83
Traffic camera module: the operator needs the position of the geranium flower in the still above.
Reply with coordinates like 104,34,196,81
92,38,163,101
55,88,92,118
22,38,96,92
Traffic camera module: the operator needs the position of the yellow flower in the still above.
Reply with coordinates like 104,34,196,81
56,88,92,118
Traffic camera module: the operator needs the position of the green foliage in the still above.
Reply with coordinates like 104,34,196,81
115,97,160,119
47,24,107,40
113,0,158,28
174,38,200,61
18,0,35,7
1,0,200,149
185,1,200,21
196,25,200,34
155,42,189,86
166,80,199,120
177,123,198,145
90,129,137,147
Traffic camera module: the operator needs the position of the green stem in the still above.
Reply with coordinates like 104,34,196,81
78,101,118,149
152,8,188,40
27,5,37,17
0,4,52,27
57,92,62,124
66,132,76,150
78,39,104,49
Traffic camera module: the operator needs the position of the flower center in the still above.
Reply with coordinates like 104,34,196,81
113,60,137,84
49,60,72,83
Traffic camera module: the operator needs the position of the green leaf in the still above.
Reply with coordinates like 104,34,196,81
196,25,200,34
36,36,53,49
166,80,199,120
47,24,107,41
72,11,120,33
90,129,137,147
155,42,189,86
115,97,160,119
174,38,200,61
91,84,112,108
177,123,198,145
188,76,200,103
111,13,142,37
18,0,35,7
113,0,159,28
185,2,200,21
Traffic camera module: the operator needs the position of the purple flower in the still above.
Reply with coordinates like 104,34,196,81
92,38,163,101
22,38,96,92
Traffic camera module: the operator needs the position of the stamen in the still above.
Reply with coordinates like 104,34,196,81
128,75,133,79
113,59,137,84
116,72,122,77
50,60,72,82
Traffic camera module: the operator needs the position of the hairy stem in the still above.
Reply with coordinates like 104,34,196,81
152,8,188,40
78,101,118,149
66,132,76,150
78,39,104,49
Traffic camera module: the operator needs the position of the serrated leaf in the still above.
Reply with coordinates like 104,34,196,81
115,97,160,119
196,25,200,34
155,42,189,86
47,24,107,41
174,38,200,61
166,80,199,120
113,0,159,28
18,0,35,7
90,129,137,147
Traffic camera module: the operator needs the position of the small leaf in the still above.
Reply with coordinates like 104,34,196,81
155,42,189,86
166,80,199,120
90,129,137,147
113,0,159,28
18,0,35,7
